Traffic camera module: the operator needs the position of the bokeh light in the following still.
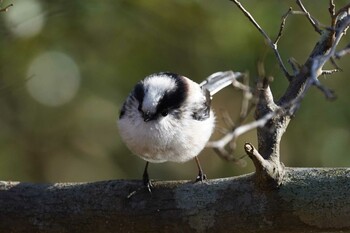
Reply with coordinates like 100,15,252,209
4,0,45,38
0,0,349,182
26,51,81,107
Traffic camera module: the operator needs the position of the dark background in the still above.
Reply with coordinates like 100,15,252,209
0,0,349,183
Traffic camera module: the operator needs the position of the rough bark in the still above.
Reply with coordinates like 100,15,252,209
0,168,350,233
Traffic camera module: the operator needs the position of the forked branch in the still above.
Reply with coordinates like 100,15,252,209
210,1,350,188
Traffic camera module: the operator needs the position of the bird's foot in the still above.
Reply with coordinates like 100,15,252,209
142,161,153,193
143,178,153,193
195,172,207,182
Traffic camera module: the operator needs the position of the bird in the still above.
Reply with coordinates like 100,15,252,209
118,71,237,192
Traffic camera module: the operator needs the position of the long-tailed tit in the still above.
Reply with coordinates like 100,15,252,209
118,71,238,191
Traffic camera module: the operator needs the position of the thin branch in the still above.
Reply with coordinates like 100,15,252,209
213,3,350,161
312,14,350,73
293,8,350,101
335,43,350,59
335,4,350,19
244,143,268,168
329,0,336,17
212,146,247,165
209,72,254,164
313,79,336,100
208,65,339,159
275,8,291,45
329,57,343,71
321,69,341,76
207,108,281,150
230,0,293,81
238,73,253,121
287,57,302,76
296,0,322,34
0,3,12,12
221,110,235,129
274,8,305,45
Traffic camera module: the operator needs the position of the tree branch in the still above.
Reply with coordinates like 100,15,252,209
1,168,350,233
335,42,350,58
230,0,293,81
0,0,13,12
209,2,350,188
244,142,285,188
296,0,323,34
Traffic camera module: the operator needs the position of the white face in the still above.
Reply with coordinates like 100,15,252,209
141,75,177,115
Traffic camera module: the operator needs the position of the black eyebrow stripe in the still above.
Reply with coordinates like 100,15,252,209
156,73,188,114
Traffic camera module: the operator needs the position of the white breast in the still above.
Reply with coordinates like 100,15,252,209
118,108,215,163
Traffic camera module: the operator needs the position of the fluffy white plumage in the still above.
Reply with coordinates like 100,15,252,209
118,73,215,163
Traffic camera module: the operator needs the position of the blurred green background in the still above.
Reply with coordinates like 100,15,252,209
0,0,349,183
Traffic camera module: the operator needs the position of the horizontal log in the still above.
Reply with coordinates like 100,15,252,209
0,168,350,233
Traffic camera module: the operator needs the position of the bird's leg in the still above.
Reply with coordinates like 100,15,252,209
194,156,207,182
142,161,153,192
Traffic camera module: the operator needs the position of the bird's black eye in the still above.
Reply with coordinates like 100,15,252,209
161,110,168,117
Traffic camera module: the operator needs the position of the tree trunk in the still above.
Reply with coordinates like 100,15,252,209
1,167,349,233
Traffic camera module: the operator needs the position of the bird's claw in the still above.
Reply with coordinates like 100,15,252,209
144,179,153,193
195,172,207,182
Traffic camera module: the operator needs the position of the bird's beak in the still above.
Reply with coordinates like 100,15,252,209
142,111,152,122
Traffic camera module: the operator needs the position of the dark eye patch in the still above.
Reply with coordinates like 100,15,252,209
156,73,187,116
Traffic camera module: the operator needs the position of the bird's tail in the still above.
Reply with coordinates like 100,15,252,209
200,71,244,96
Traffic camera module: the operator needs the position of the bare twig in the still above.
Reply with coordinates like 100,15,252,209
209,2,349,187
329,57,343,71
296,0,322,34
335,4,350,19
221,110,235,129
239,76,252,120
299,8,350,100
212,146,247,165
274,8,308,45
207,108,281,150
230,0,293,81
0,0,13,12
274,8,293,45
335,43,350,59
287,57,302,76
207,71,254,164
329,0,336,17
321,69,341,76
244,143,269,171
314,79,336,100
213,2,350,162
209,57,341,163
315,14,349,69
